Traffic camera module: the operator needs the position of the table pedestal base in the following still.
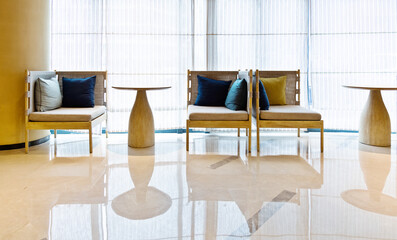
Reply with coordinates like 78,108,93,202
359,90,391,147
128,90,154,148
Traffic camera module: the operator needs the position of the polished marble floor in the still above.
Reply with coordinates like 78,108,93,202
0,132,396,240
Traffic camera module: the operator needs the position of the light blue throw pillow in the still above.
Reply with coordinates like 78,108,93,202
35,77,62,112
225,79,247,111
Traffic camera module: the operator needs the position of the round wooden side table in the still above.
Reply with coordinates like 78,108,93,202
112,86,171,148
343,85,397,147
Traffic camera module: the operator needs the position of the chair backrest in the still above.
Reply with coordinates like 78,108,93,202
187,70,239,106
237,70,253,115
26,70,57,114
26,70,108,116
56,71,107,106
187,70,252,115
254,70,300,113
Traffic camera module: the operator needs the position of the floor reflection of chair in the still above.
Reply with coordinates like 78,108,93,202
341,144,397,216
186,152,323,237
111,147,172,220
16,156,109,239
52,136,102,157
191,135,247,158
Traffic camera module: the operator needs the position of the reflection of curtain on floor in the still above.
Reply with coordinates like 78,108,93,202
51,0,397,132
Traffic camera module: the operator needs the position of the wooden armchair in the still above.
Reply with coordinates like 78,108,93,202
25,70,108,153
186,70,253,152
254,70,324,152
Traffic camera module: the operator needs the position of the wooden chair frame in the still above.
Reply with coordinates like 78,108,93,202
186,70,253,152
25,70,109,154
254,69,324,152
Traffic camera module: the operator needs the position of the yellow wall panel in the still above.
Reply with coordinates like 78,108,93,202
0,0,50,145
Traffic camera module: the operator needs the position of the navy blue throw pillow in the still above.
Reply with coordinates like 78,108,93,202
225,79,247,111
62,76,96,107
194,75,232,106
259,80,270,110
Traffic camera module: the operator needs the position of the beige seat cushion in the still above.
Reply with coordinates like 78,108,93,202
260,105,321,121
188,105,248,121
29,106,106,122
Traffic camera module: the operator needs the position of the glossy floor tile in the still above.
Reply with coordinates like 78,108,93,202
0,132,396,240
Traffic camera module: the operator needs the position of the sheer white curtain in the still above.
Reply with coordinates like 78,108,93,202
104,0,192,132
52,0,192,132
51,0,397,132
310,0,397,131
51,0,104,70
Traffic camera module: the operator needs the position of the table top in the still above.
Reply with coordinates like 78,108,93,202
343,85,397,90
112,86,171,91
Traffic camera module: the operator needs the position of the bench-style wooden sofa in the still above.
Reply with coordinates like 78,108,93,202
186,70,253,152
25,70,108,153
254,70,324,152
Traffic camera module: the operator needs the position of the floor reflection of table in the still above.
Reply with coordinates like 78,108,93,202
112,86,171,148
343,85,397,147
111,147,172,220
341,144,397,216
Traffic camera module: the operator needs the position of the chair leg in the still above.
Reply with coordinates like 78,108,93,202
186,120,190,151
248,127,251,153
237,128,240,137
89,125,93,154
297,128,300,137
25,128,29,154
246,128,248,137
54,129,57,138
106,113,109,138
257,125,260,152
320,122,324,153
106,122,109,138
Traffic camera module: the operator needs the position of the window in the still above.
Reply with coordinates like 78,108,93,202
51,0,397,132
